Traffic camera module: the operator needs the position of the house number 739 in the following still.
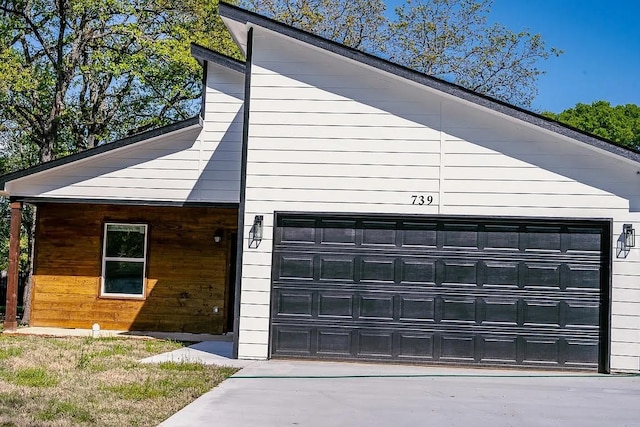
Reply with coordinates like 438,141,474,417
411,195,433,205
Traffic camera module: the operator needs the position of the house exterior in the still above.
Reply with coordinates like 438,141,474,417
2,3,639,373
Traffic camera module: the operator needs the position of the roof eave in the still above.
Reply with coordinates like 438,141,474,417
0,116,202,189
218,2,640,164
190,43,246,73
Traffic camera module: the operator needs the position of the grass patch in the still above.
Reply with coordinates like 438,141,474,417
0,336,238,426
36,399,94,423
0,347,22,361
12,367,58,387
158,361,206,372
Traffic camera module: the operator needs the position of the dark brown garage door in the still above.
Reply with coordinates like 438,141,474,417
270,214,610,371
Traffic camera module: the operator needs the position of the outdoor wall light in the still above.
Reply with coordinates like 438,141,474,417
249,215,263,248
617,224,635,258
623,224,635,248
214,229,223,243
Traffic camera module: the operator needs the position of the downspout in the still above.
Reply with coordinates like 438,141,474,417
233,27,254,359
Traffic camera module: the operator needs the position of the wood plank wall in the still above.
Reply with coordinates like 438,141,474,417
30,203,237,334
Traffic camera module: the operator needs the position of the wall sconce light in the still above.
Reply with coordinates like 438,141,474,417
617,224,635,258
623,224,635,248
249,215,263,248
214,229,223,243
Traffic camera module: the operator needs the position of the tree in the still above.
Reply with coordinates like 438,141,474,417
0,0,240,164
543,101,640,149
241,0,561,108
388,0,560,107
241,0,387,52
0,0,241,323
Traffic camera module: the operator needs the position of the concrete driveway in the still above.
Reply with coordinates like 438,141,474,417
159,360,640,427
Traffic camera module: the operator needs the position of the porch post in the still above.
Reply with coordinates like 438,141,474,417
4,201,22,331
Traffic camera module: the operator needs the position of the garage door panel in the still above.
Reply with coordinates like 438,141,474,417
441,298,477,323
320,220,357,244
440,335,476,361
275,291,313,316
402,222,438,247
318,294,353,318
484,262,519,287
441,260,479,285
271,214,607,370
278,255,314,279
564,339,599,365
400,259,437,283
280,218,316,243
523,301,561,326
317,330,352,356
566,264,601,289
523,338,560,364
565,302,600,327
442,223,479,248
483,299,519,325
319,257,355,281
362,221,397,246
524,263,562,289
485,225,520,250
399,297,435,320
361,258,395,282
482,337,518,363
273,327,312,355
359,332,393,357
567,227,602,252
398,334,435,359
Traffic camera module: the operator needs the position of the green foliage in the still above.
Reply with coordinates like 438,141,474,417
158,361,206,372
36,399,95,423
0,346,22,361
103,375,212,400
243,0,561,108
243,0,387,52
9,367,59,387
387,0,561,107
543,101,640,148
0,0,241,165
0,392,23,410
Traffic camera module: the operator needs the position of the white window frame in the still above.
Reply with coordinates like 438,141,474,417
101,222,148,298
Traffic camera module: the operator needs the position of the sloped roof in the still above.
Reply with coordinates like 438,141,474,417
0,44,245,191
218,2,640,164
190,43,245,73
0,117,201,190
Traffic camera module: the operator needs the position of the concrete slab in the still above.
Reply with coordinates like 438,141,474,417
139,341,253,368
159,360,640,427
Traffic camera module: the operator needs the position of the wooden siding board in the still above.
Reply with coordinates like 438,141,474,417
31,203,237,334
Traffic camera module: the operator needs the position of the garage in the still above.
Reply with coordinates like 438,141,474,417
270,214,610,371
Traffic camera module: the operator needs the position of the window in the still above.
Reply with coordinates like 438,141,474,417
101,223,148,297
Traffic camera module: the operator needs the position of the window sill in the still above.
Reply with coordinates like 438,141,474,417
98,295,147,301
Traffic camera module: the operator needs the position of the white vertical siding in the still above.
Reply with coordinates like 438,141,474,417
6,62,244,204
237,27,640,371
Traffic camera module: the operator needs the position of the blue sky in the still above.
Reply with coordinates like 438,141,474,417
386,0,640,113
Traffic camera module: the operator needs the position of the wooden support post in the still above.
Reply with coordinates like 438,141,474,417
4,201,22,332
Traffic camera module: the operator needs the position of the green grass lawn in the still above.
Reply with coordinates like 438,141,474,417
0,335,238,426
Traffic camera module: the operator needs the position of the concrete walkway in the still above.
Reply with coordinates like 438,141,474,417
159,360,640,427
6,326,231,343
140,341,253,368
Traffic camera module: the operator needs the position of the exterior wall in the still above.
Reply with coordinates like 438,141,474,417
31,203,237,333
6,63,244,204
236,28,640,372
